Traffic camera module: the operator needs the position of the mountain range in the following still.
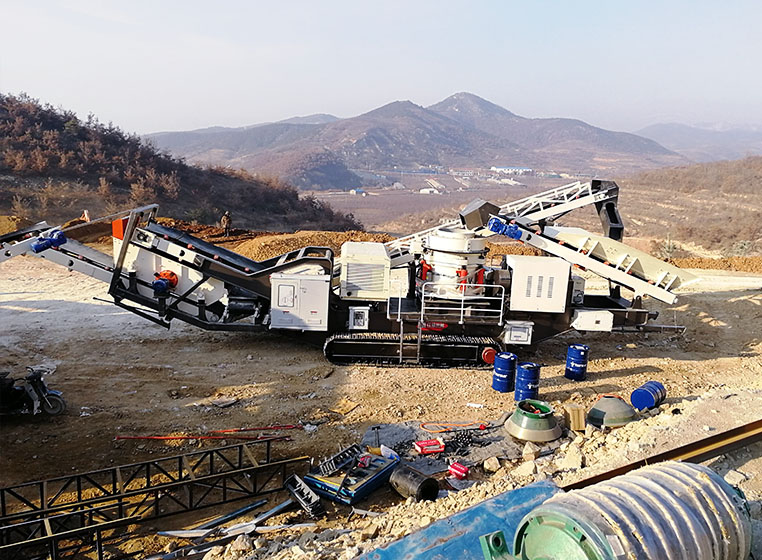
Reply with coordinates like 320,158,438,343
146,93,687,189
636,123,762,162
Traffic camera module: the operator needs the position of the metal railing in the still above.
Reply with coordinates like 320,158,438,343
419,281,505,325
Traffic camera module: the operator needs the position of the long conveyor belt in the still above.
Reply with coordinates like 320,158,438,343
489,218,698,304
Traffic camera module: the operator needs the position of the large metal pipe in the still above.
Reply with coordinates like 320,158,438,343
513,461,752,560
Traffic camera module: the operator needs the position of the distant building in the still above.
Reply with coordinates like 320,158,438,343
491,166,533,176
419,187,442,195
449,168,476,177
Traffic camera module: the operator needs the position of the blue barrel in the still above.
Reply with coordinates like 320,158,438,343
492,352,517,393
630,381,667,410
564,344,590,381
515,362,541,401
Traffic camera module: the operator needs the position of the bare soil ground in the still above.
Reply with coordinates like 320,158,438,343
1,232,762,557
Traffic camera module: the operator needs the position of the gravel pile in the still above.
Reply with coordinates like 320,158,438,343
671,256,762,273
235,231,394,262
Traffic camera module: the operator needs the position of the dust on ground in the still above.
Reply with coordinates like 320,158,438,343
1,232,761,557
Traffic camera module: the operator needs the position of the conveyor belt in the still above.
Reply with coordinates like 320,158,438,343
144,221,266,273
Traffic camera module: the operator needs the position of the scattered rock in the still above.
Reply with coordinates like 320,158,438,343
202,546,225,560
513,460,536,477
288,544,307,557
724,469,747,486
483,456,501,473
223,535,253,560
298,531,316,547
359,522,379,541
522,442,541,461
211,397,238,408
557,445,584,470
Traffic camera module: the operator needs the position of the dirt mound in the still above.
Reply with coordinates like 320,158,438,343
236,230,395,261
235,234,544,263
671,256,762,274
0,215,34,236
58,218,113,243
155,217,276,246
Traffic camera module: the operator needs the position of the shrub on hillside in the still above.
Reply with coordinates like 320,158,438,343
0,93,362,231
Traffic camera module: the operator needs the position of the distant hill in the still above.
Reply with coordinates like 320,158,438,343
429,93,674,163
374,156,762,255
0,93,362,231
146,93,686,190
615,156,762,254
636,123,762,162
279,114,340,125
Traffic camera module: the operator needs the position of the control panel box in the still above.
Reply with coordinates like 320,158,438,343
503,320,534,345
270,273,330,331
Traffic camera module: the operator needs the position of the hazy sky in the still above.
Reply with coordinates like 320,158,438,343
1,1,760,134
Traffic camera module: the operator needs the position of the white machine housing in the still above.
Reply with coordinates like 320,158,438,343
340,242,392,301
270,273,330,331
571,310,614,331
503,255,571,313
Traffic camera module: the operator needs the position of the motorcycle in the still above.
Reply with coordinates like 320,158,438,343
0,366,66,416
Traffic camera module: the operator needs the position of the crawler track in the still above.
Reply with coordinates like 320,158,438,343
323,332,501,367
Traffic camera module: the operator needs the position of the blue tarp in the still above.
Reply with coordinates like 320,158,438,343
359,480,559,560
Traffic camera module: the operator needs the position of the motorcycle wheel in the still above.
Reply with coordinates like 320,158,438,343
42,394,66,416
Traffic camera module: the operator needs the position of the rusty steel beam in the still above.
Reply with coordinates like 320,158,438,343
562,417,762,491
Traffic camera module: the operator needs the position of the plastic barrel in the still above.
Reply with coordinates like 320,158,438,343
492,352,517,393
515,362,540,401
564,343,589,381
630,380,667,410
389,463,439,501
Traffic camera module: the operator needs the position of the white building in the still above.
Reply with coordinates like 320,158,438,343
491,166,533,176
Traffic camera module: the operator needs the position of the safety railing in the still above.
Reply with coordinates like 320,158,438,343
419,281,505,325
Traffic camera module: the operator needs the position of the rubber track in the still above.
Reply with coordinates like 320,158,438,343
323,332,500,367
